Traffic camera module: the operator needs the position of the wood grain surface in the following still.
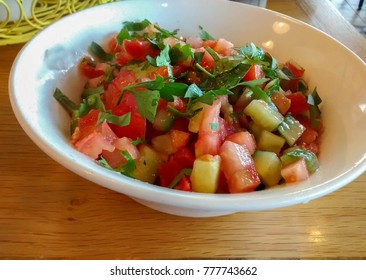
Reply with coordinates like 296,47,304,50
1,0,366,260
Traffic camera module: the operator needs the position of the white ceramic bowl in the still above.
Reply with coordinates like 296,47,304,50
9,0,366,217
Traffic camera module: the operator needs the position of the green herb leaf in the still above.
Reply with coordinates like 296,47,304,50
199,26,215,41
167,168,192,189
238,43,265,61
184,84,203,98
81,86,104,99
90,41,115,61
53,88,78,114
307,87,322,128
123,19,151,31
160,82,188,101
170,43,193,64
97,111,131,126
116,27,131,44
131,137,146,146
199,62,251,91
99,151,136,178
204,46,220,61
132,89,160,123
212,56,244,76
238,77,269,88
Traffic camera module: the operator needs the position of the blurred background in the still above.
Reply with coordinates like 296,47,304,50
331,0,366,37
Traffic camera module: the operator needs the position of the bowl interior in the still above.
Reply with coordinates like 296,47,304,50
9,0,366,214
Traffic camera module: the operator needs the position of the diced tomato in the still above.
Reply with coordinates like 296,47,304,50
168,96,186,112
174,175,192,192
281,158,309,183
212,38,235,56
73,109,101,142
170,129,190,151
104,70,136,109
171,146,195,167
74,122,117,159
158,147,195,187
270,92,291,115
101,137,140,168
123,39,159,61
219,140,260,193
195,47,215,72
79,57,105,79
287,92,309,116
186,70,201,84
243,64,265,81
107,35,123,53
201,40,217,49
284,59,305,78
171,117,189,132
110,109,146,140
106,91,146,140
225,131,256,155
116,50,134,66
186,36,203,48
297,126,318,145
114,137,140,159
195,100,222,157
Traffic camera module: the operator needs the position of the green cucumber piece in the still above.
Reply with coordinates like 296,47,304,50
257,130,286,154
244,99,284,131
253,150,282,187
278,114,305,145
152,109,175,132
280,147,320,174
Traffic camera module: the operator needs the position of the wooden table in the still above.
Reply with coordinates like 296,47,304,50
1,0,366,260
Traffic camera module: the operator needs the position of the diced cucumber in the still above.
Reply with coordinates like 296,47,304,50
152,109,175,132
243,99,284,131
253,150,282,187
133,145,164,184
277,114,305,145
248,121,263,140
257,130,286,154
280,147,320,174
151,133,175,155
188,102,207,133
190,155,221,193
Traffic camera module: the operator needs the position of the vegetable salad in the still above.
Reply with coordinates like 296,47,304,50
54,19,323,193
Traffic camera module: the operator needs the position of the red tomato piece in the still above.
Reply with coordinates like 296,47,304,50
74,122,117,159
123,39,159,61
110,110,146,140
170,129,190,151
107,36,122,53
284,59,305,78
79,57,105,79
195,47,215,72
225,131,256,155
104,70,136,109
101,137,140,168
174,175,192,192
116,50,134,67
73,109,101,142
270,92,291,115
287,92,309,116
243,64,265,81
158,147,195,187
281,158,309,183
219,140,260,193
195,100,222,157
